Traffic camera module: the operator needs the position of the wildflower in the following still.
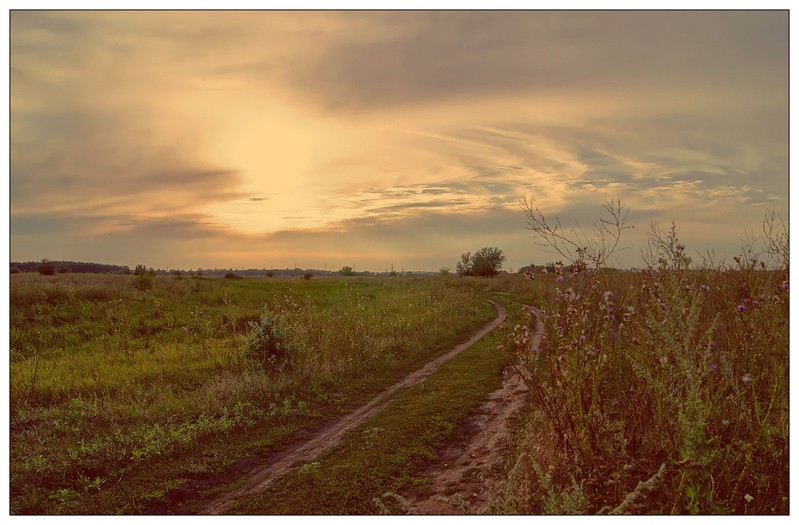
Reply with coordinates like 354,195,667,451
556,276,564,283
632,337,639,345
699,284,710,293
737,304,746,312
753,299,761,308
782,280,788,291
709,364,718,372
742,374,753,383
579,335,587,343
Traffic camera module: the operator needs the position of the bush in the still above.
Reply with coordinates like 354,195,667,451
224,272,242,280
10,266,20,274
133,264,147,276
303,271,313,280
37,259,56,276
246,310,294,372
339,266,355,276
456,247,505,277
133,273,154,290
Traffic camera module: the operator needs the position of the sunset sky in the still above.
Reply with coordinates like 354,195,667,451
9,10,789,271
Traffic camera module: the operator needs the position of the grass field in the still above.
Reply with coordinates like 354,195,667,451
9,273,502,514
9,258,789,515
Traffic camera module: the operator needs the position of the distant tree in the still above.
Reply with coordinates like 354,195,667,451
10,265,20,274
57,265,69,274
122,266,131,275
37,259,56,276
339,266,355,276
134,264,147,276
303,271,313,280
266,270,274,277
471,247,505,277
439,267,451,276
455,252,473,276
456,247,505,277
224,272,242,280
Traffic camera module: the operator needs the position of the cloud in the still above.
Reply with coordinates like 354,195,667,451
278,11,786,115
9,11,788,270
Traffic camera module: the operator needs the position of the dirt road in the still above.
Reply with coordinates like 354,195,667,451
201,300,509,514
407,305,543,514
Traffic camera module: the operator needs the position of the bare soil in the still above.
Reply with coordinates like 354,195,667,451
406,305,543,514
198,300,509,514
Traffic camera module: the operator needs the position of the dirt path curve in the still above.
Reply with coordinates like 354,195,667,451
407,305,543,514
203,300,508,514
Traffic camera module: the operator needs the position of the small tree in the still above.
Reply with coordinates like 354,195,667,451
456,252,473,276
456,248,505,277
339,266,355,276
471,247,506,277
134,264,147,276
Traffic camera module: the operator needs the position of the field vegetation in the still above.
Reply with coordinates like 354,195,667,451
9,204,789,515
496,207,789,515
10,273,496,514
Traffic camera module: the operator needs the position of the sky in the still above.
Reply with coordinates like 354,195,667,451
9,9,789,271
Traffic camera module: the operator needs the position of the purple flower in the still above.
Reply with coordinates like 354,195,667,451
737,304,746,312
709,364,718,372
753,299,761,308
783,280,789,291
579,335,587,343
556,276,564,283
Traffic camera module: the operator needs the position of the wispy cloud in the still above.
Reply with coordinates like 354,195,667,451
10,11,788,270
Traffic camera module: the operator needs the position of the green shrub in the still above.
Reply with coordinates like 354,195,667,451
133,273,154,290
246,310,294,372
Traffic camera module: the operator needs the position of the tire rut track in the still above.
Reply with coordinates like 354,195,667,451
201,300,508,514
407,304,543,514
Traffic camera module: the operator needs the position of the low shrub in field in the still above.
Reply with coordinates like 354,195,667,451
504,227,788,515
133,273,153,290
246,310,295,372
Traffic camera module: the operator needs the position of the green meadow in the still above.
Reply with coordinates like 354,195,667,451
10,273,501,514
9,257,789,515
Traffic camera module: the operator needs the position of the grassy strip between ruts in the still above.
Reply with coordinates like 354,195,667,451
225,298,524,515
